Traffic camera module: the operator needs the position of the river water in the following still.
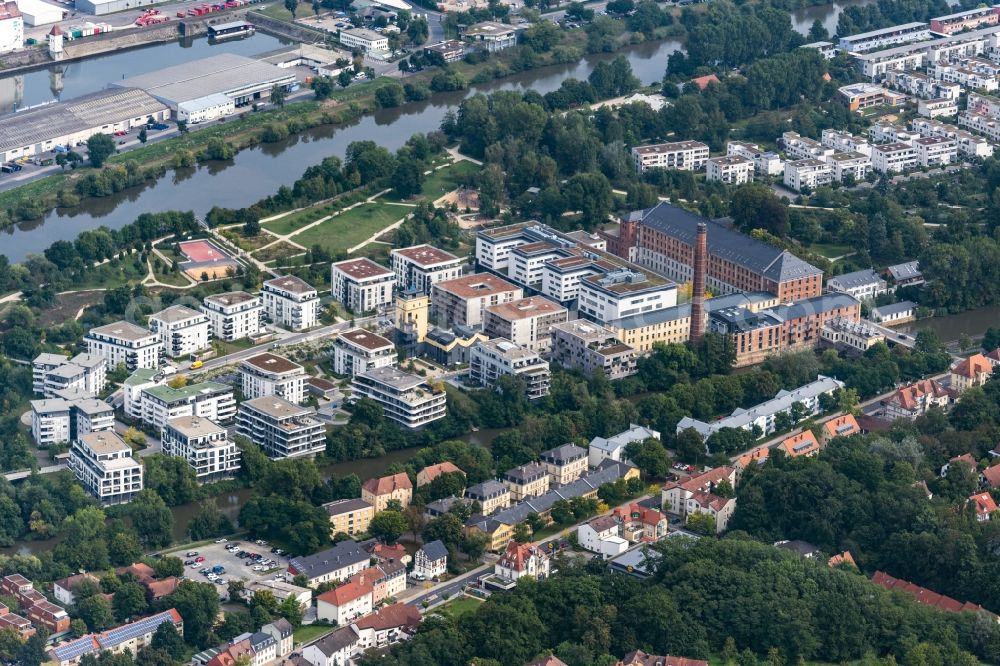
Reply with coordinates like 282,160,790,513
789,0,874,38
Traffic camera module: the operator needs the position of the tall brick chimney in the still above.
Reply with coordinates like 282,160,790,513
689,221,708,346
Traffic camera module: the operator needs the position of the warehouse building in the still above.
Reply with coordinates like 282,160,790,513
16,0,62,26
0,87,169,163
113,53,296,121
76,0,169,15
0,2,23,53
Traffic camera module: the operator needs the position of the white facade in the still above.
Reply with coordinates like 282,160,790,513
470,339,551,400
869,122,915,144
148,305,211,359
69,432,143,505
495,543,550,582
782,132,834,161
706,155,753,184
161,416,241,482
929,61,999,91
827,151,871,182
331,259,395,313
0,3,23,54
263,276,320,331
33,352,106,398
482,296,568,353
577,519,628,559
202,291,263,341
236,397,326,459
390,245,462,295
31,399,70,447
138,381,236,432
577,269,677,326
317,588,373,626
826,269,889,301
912,117,993,157
821,129,872,156
918,98,959,118
631,140,709,172
339,27,388,52
332,329,397,377
413,543,448,579
588,424,659,467
177,93,236,124
85,321,162,371
872,142,917,173
912,136,957,166
350,367,447,429
838,22,930,52
783,159,833,191
240,353,307,405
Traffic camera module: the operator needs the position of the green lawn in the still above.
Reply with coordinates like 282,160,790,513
291,202,406,254
421,160,481,200
434,595,483,619
263,204,334,236
810,243,854,259
293,624,335,645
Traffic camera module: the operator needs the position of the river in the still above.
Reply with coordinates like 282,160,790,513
789,0,875,38
901,305,1000,343
0,37,685,262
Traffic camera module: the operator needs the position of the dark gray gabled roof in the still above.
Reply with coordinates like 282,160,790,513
827,268,882,289
636,202,822,282
540,443,586,466
287,539,375,579
466,479,509,501
312,626,359,656
873,300,916,317
419,539,448,561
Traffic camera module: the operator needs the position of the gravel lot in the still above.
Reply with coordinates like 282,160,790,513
178,540,291,592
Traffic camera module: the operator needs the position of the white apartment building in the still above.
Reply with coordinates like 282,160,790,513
330,258,395,314
826,269,889,301
885,70,960,100
30,399,70,447
872,142,917,173
262,276,320,331
161,416,241,482
783,158,833,190
240,353,307,405
350,367,447,429
827,151,871,182
32,352,106,398
431,273,523,328
918,98,959,118
148,305,211,359
0,2,23,55
838,22,930,52
577,267,677,326
914,117,994,157
85,321,162,371
470,339,551,400
781,132,834,161
390,245,462,295
726,141,784,175
237,396,326,459
705,155,754,185
69,432,143,505
332,329,397,377
631,140,709,173
138,381,236,432
929,61,999,91
74,398,116,437
821,129,872,156
508,241,567,288
483,296,568,353
959,110,1000,142
912,136,958,166
967,91,1000,119
339,27,388,52
869,122,915,144
539,256,606,303
201,291,264,341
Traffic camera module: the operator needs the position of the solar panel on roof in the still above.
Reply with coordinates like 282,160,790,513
99,611,175,648
53,637,97,661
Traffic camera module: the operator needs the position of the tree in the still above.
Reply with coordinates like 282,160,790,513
808,18,828,42
154,556,185,579
392,158,425,199
422,513,464,547
176,119,188,134
337,69,352,88
163,580,221,648
562,172,613,229
730,183,789,237
129,490,173,548
270,84,288,108
150,623,186,661
461,531,488,561
675,428,705,464
138,128,148,144
17,628,48,666
277,596,304,627
685,511,716,535
187,499,234,541
375,83,405,108
109,531,143,567
369,510,407,543
87,133,116,168
78,594,115,632
284,0,298,17
625,438,671,478
113,581,148,622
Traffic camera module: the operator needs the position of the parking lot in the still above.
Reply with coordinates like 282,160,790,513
178,539,292,592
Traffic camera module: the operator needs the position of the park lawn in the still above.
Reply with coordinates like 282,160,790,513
152,261,193,287
262,203,335,236
291,202,406,254
75,256,149,290
293,624,335,645
421,160,481,200
435,596,483,619
810,243,854,259
253,240,305,264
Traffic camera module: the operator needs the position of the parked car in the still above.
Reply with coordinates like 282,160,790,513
186,551,199,557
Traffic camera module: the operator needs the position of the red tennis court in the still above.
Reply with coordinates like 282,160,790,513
179,240,230,263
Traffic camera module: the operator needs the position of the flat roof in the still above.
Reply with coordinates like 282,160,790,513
338,328,394,351
633,140,708,154
842,21,927,42
392,244,460,267
332,258,393,281
0,88,168,156
79,431,130,455
265,275,316,295
241,395,315,419
88,321,154,342
150,304,204,324
434,273,520,299
241,352,303,375
165,415,226,438
204,291,259,307
144,380,230,402
463,20,516,36
356,366,426,391
114,53,295,106
486,296,566,321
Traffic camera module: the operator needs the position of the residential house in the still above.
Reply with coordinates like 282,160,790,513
351,368,447,429
362,472,413,512
871,301,916,325
287,539,376,587
239,353,308,405
48,609,183,666
780,430,821,458
886,261,923,287
540,443,588,486
330,258,395,314
549,320,637,381
822,414,860,441
416,461,464,487
617,652,708,666
971,492,998,522
941,452,977,478
201,291,263,342
53,573,100,606
413,540,448,579
431,273,523,328
301,626,359,666
332,329,396,378
316,580,373,626
323,498,375,537
494,540,550,582
577,515,628,559
661,467,737,533
589,424,660,468
85,321,162,372
612,502,668,543
982,465,1000,489
951,353,994,392
872,571,997,619
262,276,320,331
148,305,211,359
705,155,753,185
0,607,34,638
504,462,550,501
883,379,952,419
32,352,106,399
353,603,422,652
826,269,889,301
465,479,511,515
348,559,406,605
483,296,568,353
236,397,325,459
69,431,143,505
829,551,857,568
470,339,551,400
161,416,241,483
631,141,709,172
390,244,462,295
242,580,312,609
262,619,294,660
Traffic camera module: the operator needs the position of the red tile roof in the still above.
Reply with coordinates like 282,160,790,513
418,462,463,484
950,452,977,470
828,551,856,568
823,414,860,439
497,541,546,572
144,577,180,600
983,465,1000,489
780,431,820,458
316,579,372,607
952,353,992,379
872,571,996,619
662,466,734,494
362,472,413,496
613,503,666,529
970,492,998,517
689,74,720,90
353,602,421,632
887,379,950,410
